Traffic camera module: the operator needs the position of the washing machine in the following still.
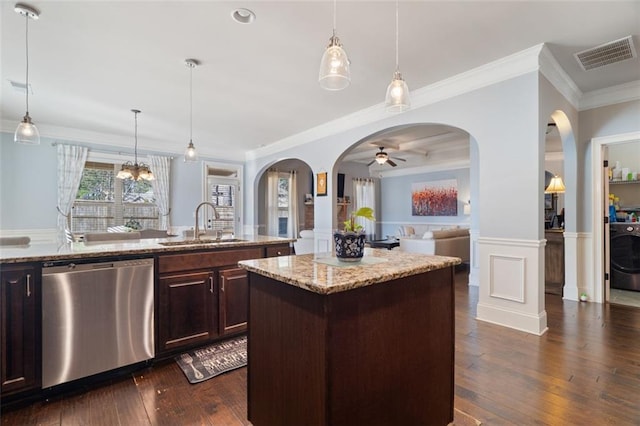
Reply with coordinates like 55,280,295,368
610,223,640,291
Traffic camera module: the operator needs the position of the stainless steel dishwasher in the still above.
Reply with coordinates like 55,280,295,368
41,258,154,388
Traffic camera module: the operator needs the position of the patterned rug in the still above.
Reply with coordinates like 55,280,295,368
175,335,247,384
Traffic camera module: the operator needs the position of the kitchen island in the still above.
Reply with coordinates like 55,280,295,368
239,249,460,426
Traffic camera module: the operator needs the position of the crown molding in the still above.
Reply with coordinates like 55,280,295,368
0,120,244,162
539,45,582,109
374,159,471,179
247,45,545,161
579,80,640,111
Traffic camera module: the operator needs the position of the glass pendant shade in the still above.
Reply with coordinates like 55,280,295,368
385,70,411,112
14,113,40,144
184,141,198,162
319,34,350,91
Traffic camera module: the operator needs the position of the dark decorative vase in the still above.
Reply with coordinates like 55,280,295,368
333,231,366,262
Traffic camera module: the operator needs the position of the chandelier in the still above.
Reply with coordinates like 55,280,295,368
117,109,154,181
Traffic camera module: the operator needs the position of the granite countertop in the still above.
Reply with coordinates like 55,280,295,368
0,235,294,264
238,248,461,295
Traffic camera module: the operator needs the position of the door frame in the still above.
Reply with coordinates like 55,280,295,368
591,131,640,303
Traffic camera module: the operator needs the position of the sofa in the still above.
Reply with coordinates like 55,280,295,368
399,227,470,263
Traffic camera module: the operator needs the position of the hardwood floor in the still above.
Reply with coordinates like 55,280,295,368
2,271,640,425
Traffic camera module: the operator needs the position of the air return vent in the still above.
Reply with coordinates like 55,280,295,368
574,36,637,71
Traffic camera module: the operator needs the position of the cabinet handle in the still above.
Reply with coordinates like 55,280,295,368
209,276,214,294
26,274,31,297
277,251,282,256
221,276,225,292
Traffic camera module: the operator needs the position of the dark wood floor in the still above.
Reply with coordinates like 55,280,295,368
3,271,640,425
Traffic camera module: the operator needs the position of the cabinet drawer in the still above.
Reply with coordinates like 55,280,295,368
158,247,263,274
265,244,291,258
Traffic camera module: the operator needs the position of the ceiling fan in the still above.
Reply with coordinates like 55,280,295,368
367,147,407,167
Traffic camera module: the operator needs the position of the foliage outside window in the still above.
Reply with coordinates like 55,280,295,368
277,175,289,237
72,161,158,232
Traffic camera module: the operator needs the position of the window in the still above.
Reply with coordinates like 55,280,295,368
207,181,236,233
203,161,243,236
72,161,158,232
277,174,290,237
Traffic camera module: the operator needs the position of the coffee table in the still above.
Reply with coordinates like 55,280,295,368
369,238,400,250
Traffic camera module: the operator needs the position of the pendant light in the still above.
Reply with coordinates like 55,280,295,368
117,110,154,181
318,0,350,90
385,0,411,112
184,59,199,162
14,3,40,145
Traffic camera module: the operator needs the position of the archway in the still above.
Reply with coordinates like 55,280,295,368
252,158,313,238
543,110,579,302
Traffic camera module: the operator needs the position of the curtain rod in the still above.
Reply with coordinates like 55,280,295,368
50,142,174,159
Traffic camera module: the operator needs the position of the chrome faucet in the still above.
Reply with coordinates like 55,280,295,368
194,202,220,241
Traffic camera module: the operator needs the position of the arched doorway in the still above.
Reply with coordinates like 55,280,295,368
254,158,313,238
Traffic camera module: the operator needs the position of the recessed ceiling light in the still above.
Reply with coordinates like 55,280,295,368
231,8,255,24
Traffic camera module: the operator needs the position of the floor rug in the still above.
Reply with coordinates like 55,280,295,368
175,335,247,384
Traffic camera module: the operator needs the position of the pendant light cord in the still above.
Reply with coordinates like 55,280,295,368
395,0,399,71
134,111,139,164
24,13,30,115
332,0,337,36
189,63,193,142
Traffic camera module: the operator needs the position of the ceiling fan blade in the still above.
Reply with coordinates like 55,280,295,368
387,159,397,167
390,156,406,162
367,160,376,166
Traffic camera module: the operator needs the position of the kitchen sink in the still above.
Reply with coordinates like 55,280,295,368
158,238,246,247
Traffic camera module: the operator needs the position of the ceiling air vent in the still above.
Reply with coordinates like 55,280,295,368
574,36,637,71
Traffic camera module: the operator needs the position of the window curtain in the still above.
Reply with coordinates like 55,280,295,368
149,155,171,230
56,144,88,243
266,170,279,236
286,171,299,239
353,178,376,239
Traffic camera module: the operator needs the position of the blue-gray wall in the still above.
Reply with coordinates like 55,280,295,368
0,132,58,230
0,131,239,232
379,167,470,237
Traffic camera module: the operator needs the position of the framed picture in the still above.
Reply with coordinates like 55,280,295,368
544,193,553,210
316,172,327,196
411,179,458,216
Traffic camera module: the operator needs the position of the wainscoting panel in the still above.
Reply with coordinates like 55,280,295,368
489,254,525,303
476,236,547,336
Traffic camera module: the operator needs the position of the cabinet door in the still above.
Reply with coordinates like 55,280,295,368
1,264,39,395
158,271,218,354
219,267,248,335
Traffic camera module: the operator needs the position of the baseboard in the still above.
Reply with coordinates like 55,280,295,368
476,302,548,336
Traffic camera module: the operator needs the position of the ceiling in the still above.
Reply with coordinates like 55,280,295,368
1,1,639,165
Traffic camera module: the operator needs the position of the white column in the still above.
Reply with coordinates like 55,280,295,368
476,236,548,336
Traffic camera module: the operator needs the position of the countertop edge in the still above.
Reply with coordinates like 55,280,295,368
239,252,460,295
0,236,295,264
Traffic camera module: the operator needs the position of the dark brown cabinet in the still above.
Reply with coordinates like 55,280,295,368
219,267,248,335
1,264,39,395
157,271,218,353
265,244,291,258
545,230,564,295
156,247,264,355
